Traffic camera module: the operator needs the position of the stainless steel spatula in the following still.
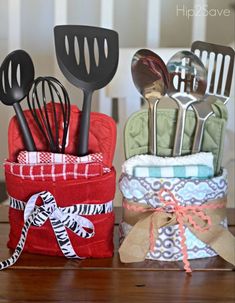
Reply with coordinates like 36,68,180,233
191,41,235,153
54,25,119,156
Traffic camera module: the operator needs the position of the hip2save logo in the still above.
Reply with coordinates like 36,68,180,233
176,4,232,19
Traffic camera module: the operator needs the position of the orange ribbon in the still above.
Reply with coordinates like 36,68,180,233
119,189,229,273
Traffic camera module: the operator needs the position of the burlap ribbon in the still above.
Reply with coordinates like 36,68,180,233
119,189,235,273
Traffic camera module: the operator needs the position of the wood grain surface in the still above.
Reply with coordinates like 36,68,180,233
0,206,234,303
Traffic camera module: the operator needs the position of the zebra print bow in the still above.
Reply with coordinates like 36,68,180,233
0,191,101,270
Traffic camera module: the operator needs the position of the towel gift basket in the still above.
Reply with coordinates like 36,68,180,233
0,104,117,270
118,106,235,273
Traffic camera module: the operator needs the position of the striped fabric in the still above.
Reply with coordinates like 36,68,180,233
5,151,110,181
4,161,109,181
0,191,113,270
17,151,103,164
133,165,214,178
10,196,113,216
123,152,214,175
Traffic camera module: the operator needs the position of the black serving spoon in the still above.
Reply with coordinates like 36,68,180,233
54,25,119,156
0,50,36,151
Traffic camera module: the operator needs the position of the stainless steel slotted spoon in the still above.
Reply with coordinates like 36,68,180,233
167,50,207,156
191,41,235,153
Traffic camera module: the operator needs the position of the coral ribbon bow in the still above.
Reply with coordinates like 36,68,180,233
119,189,234,273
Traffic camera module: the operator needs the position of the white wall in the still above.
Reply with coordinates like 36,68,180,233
113,0,148,47
0,1,11,179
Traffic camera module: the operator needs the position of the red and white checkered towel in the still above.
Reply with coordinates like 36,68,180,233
5,152,110,181
17,151,103,164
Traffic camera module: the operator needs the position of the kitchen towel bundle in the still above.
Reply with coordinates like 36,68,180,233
0,25,120,270
118,106,235,273
0,104,117,270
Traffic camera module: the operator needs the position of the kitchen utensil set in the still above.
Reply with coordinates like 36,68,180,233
131,43,234,156
0,26,119,155
0,34,233,159
131,49,169,155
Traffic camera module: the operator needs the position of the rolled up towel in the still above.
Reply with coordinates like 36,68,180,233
123,152,214,177
133,164,213,178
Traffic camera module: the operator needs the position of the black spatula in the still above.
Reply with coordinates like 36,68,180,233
54,25,119,156
0,50,36,151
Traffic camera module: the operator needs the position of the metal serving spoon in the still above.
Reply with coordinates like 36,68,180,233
131,49,169,155
167,50,207,156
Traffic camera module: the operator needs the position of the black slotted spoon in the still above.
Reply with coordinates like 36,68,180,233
54,25,119,156
0,50,36,151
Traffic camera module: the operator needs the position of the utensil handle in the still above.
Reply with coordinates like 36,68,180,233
148,100,158,155
13,102,36,151
173,106,186,157
77,90,93,156
192,117,205,154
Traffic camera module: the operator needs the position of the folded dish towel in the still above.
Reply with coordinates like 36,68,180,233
133,165,213,178
6,151,110,181
123,152,214,176
17,151,103,164
4,161,106,181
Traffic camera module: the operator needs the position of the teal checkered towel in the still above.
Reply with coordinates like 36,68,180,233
133,165,213,178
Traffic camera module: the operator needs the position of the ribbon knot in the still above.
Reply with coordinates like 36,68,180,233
23,191,95,258
149,188,213,273
0,191,97,271
157,188,212,231
0,192,114,271
24,192,63,228
119,189,230,274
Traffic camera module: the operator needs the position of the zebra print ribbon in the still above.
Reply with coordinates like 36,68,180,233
0,191,113,270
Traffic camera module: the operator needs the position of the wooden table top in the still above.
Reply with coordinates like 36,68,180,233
0,205,234,303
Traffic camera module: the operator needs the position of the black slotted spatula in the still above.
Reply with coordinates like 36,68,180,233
54,25,119,156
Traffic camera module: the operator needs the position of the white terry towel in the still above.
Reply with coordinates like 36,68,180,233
122,152,214,176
